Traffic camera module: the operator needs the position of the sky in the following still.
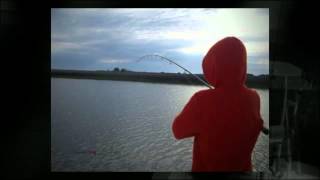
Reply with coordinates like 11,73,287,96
51,8,269,75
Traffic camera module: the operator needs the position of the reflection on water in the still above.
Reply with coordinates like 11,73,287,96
51,78,269,172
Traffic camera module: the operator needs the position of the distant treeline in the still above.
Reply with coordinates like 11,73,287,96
51,69,269,89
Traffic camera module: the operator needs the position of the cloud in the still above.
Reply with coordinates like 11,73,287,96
99,58,132,64
248,58,269,65
51,8,269,75
244,41,269,57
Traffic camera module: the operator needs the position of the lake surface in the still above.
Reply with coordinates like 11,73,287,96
51,78,269,172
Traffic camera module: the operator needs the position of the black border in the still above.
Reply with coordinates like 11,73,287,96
3,0,320,179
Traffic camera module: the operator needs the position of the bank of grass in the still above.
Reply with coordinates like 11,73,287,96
51,69,269,89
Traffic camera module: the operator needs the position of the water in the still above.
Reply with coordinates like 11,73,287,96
51,78,269,172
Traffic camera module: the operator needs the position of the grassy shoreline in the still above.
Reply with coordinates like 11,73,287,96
51,69,269,89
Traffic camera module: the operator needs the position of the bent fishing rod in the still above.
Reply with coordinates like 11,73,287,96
138,54,213,89
137,54,269,135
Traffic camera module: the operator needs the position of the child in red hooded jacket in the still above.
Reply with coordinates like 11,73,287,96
172,37,263,172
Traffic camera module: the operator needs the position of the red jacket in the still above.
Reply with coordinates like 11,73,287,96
172,37,263,172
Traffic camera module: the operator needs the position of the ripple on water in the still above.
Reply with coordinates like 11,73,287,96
52,79,268,172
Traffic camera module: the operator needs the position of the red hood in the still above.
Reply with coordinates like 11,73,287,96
202,37,247,88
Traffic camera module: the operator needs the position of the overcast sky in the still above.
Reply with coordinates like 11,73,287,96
51,8,269,75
